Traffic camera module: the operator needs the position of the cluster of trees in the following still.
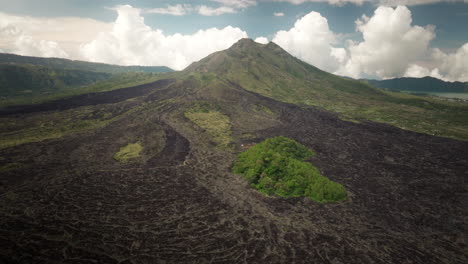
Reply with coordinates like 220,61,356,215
232,136,347,203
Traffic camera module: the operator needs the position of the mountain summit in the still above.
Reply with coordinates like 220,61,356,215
185,38,380,103
186,38,324,77
182,38,468,140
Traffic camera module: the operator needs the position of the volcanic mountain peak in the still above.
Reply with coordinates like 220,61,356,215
184,37,324,78
183,36,382,111
229,38,263,48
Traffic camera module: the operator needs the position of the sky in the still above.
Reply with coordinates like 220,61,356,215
0,0,467,81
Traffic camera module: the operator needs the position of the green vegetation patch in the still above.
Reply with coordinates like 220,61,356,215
253,104,274,115
0,104,130,150
113,142,143,162
184,103,232,147
232,136,347,203
0,71,168,107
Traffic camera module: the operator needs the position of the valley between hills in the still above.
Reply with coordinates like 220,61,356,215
0,39,467,263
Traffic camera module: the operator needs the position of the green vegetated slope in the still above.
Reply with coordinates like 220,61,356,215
232,137,347,203
0,53,173,74
114,142,143,162
0,97,169,151
184,103,233,148
0,63,112,97
186,39,468,140
0,72,170,107
0,104,124,150
0,53,174,107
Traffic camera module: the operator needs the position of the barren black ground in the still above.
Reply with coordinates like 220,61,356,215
0,40,467,264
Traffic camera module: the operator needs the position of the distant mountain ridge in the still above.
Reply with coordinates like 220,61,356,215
0,63,112,97
0,53,173,74
366,76,468,93
0,53,173,99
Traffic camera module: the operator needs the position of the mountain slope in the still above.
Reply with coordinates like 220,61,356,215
185,39,468,140
0,53,173,73
186,39,383,102
0,39,467,263
367,76,468,93
0,63,112,97
0,54,175,106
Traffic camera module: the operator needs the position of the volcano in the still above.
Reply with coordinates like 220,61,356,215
0,39,467,264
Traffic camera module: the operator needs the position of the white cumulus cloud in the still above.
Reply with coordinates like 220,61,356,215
436,44,468,82
404,64,443,79
80,5,248,70
272,11,344,73
146,4,192,16
211,0,257,8
274,12,285,16
255,37,269,44
12,34,69,58
338,5,435,79
197,5,237,16
0,12,111,59
412,44,468,82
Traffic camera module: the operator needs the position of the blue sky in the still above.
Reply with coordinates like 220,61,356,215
0,0,467,81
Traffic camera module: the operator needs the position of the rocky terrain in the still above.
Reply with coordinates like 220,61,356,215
0,39,467,263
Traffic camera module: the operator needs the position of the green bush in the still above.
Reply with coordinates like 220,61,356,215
113,142,143,162
232,136,347,203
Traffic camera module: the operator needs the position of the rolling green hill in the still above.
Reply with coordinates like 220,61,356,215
0,63,112,97
0,54,175,106
0,53,173,74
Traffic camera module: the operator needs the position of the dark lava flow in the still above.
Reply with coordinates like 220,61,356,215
0,78,467,264
0,79,175,116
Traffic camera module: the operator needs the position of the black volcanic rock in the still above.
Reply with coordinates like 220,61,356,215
0,38,467,264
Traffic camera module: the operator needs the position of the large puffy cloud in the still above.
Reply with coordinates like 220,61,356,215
12,34,69,58
436,44,468,82
409,44,468,82
80,5,248,70
272,11,345,73
270,5,468,82
0,12,110,58
338,6,435,79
